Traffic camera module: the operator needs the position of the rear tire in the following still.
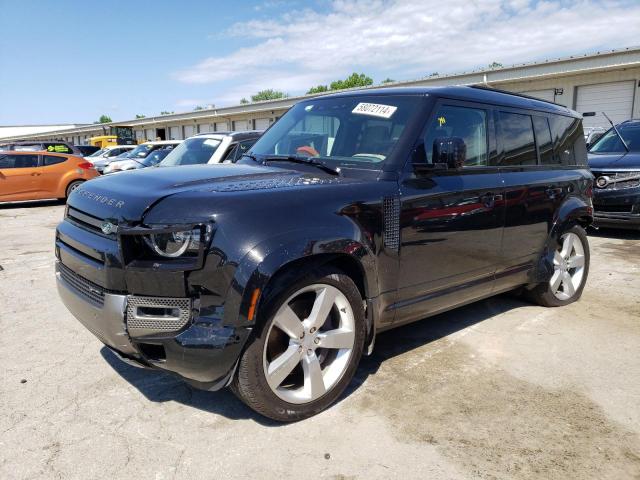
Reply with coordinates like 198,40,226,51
528,225,590,307
65,180,84,199
231,267,366,422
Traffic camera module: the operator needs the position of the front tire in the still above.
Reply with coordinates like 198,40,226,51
528,225,590,307
232,268,366,422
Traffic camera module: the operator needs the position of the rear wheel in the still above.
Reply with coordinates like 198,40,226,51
232,268,365,422
528,225,590,307
65,180,84,199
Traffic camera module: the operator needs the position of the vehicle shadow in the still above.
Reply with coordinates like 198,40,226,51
588,227,640,240
0,199,64,209
101,292,530,425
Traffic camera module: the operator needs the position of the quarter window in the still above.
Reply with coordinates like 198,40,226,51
499,112,537,166
422,105,488,167
532,116,555,165
549,115,585,165
0,154,39,168
43,155,67,166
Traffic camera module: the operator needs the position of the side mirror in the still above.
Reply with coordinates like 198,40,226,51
433,137,466,170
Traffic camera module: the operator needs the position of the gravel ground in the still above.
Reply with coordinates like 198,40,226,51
1,200,639,480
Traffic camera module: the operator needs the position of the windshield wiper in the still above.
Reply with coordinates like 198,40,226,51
602,111,630,152
262,155,341,176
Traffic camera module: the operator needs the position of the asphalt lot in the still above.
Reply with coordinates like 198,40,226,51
1,200,639,480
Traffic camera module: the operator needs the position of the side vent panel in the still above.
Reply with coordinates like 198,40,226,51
383,196,400,251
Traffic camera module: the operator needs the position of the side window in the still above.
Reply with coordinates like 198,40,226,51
43,155,67,166
235,139,255,160
532,116,555,165
499,112,537,166
108,149,122,157
0,154,38,168
549,115,585,165
422,105,488,167
223,144,238,161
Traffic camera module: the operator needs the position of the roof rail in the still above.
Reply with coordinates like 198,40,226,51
469,84,566,107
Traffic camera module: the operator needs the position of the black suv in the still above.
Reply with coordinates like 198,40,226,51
588,119,640,229
55,87,593,421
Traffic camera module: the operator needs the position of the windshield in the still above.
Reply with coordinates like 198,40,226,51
247,95,421,170
143,149,172,166
127,144,155,158
159,137,221,166
589,122,640,153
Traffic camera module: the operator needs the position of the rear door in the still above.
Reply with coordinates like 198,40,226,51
0,153,41,200
40,154,71,197
395,101,505,325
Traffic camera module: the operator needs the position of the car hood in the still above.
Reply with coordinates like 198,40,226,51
68,163,353,222
588,152,640,170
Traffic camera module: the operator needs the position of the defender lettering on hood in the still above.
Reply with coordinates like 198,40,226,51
74,189,125,208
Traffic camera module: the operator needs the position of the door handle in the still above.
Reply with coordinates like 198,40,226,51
31,172,41,176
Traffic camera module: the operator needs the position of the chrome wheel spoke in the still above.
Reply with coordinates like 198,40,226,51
303,353,326,400
274,305,304,339
316,329,354,349
560,234,575,258
567,254,584,269
553,251,563,266
562,272,576,297
266,345,302,389
306,286,338,330
550,270,562,293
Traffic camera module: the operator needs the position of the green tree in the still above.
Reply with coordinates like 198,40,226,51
135,114,146,119
380,78,395,84
193,105,204,111
329,72,373,91
250,89,287,102
97,114,112,123
160,111,174,115
428,72,439,77
488,62,503,69
240,98,249,104
307,85,329,94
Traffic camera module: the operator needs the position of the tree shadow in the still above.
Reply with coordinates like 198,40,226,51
101,293,531,424
0,199,64,209
588,226,640,241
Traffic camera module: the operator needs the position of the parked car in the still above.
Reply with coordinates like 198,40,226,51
75,145,101,157
588,119,640,229
158,131,262,167
86,145,137,174
99,141,180,174
103,147,174,174
0,140,82,156
55,86,592,421
0,151,97,202
584,126,606,148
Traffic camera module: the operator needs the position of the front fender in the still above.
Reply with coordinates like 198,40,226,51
530,195,593,285
222,227,378,328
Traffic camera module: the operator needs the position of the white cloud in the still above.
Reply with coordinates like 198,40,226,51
173,0,640,101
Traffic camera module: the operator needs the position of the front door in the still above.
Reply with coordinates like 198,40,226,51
394,102,505,325
0,153,41,201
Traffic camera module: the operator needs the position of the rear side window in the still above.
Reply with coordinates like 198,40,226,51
499,112,536,166
0,154,39,168
550,115,586,166
44,155,67,166
532,116,555,165
422,105,488,167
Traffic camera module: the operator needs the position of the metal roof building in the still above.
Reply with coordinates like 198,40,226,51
4,46,639,144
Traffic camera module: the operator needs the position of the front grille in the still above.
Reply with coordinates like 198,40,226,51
58,262,106,306
126,296,192,334
593,171,640,190
66,207,109,235
594,204,634,214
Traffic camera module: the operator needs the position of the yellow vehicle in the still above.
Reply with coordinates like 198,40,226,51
89,135,118,148
89,125,138,148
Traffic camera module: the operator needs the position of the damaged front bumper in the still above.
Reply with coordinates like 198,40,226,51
56,261,251,390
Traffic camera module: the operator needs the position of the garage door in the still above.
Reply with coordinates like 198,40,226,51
215,122,228,132
184,125,195,138
521,89,556,103
575,81,635,129
169,126,181,140
198,123,212,133
254,118,270,130
145,129,155,141
233,120,249,131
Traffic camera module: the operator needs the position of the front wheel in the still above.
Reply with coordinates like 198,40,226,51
528,225,590,307
231,268,366,422
65,180,84,199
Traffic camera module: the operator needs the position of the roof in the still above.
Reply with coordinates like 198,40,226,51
143,140,182,145
319,85,576,116
194,130,264,139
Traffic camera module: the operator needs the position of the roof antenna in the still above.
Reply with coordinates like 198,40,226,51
602,112,629,152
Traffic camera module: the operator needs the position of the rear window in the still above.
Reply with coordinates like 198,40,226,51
44,143,72,154
499,112,537,166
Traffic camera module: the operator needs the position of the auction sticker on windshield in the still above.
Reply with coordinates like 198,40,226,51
352,103,397,119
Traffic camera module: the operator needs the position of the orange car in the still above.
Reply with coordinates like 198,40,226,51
0,150,98,202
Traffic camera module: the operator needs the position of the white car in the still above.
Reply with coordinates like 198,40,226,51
103,140,181,174
87,145,137,173
159,131,262,167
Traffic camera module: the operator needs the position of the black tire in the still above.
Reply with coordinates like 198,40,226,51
231,267,366,422
65,180,84,199
528,225,590,307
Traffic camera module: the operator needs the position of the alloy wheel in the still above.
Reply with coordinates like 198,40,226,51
550,232,586,301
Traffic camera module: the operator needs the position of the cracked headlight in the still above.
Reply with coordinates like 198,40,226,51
144,229,200,258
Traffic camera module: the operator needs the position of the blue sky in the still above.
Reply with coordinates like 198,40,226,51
1,0,639,125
